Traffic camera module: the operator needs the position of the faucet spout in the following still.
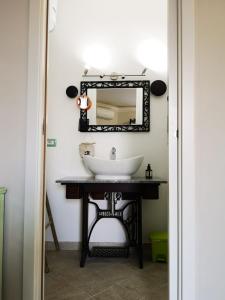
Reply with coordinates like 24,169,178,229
111,147,116,160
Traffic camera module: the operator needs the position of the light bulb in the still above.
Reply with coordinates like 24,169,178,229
137,39,167,73
83,44,111,70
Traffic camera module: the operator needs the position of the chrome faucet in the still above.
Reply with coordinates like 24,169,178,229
111,147,116,160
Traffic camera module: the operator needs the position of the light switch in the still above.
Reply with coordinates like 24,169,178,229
47,138,57,147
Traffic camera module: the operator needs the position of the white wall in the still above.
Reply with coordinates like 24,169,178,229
46,0,168,244
195,1,225,299
0,0,28,299
3,0,225,299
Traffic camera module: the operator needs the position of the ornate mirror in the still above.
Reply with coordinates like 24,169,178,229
79,80,150,132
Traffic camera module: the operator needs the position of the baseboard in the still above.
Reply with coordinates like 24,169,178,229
45,241,151,251
45,241,80,251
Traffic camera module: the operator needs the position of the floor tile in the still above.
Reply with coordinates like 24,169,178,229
45,250,168,300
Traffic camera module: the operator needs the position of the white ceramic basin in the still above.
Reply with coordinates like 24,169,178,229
83,155,144,180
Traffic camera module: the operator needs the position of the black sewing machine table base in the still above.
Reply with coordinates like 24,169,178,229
56,177,166,269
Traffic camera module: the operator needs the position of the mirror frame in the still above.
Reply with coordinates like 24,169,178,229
79,80,150,132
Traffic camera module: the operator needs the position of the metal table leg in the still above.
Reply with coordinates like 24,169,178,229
137,195,143,268
80,191,89,267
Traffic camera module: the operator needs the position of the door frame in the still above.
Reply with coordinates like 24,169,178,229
23,0,48,300
22,0,196,299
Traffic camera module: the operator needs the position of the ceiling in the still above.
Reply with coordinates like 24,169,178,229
97,88,138,107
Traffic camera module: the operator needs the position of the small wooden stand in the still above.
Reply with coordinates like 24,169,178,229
45,193,60,273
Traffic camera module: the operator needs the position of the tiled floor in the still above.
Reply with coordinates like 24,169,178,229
45,250,168,300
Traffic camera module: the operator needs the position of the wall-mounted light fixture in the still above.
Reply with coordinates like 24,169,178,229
77,95,92,110
137,39,167,73
141,68,148,75
83,69,89,76
82,69,148,80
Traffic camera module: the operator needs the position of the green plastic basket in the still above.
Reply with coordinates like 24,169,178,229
149,231,168,263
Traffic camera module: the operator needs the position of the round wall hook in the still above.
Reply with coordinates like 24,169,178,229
150,80,167,96
66,86,78,98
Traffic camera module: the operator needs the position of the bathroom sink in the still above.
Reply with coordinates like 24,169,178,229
83,155,144,180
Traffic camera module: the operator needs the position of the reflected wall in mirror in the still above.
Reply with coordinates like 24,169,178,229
79,80,150,132
90,88,143,126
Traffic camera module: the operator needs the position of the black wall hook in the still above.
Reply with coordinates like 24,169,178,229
66,86,78,98
150,80,167,96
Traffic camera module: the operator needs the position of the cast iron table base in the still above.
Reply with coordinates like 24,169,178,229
56,177,167,269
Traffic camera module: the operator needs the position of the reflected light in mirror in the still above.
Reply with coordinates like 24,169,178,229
137,39,167,73
83,44,111,70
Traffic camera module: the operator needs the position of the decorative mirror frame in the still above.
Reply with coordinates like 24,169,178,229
79,80,150,132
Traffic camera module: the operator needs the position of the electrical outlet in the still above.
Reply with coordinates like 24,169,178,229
47,138,57,147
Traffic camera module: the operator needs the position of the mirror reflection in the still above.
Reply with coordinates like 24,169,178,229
87,88,143,126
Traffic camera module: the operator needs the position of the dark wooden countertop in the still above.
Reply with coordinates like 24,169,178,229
56,176,167,184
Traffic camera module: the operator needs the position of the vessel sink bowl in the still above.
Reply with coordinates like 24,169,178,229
83,155,144,180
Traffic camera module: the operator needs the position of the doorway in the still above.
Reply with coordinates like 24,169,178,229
45,0,169,299
24,3,197,299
